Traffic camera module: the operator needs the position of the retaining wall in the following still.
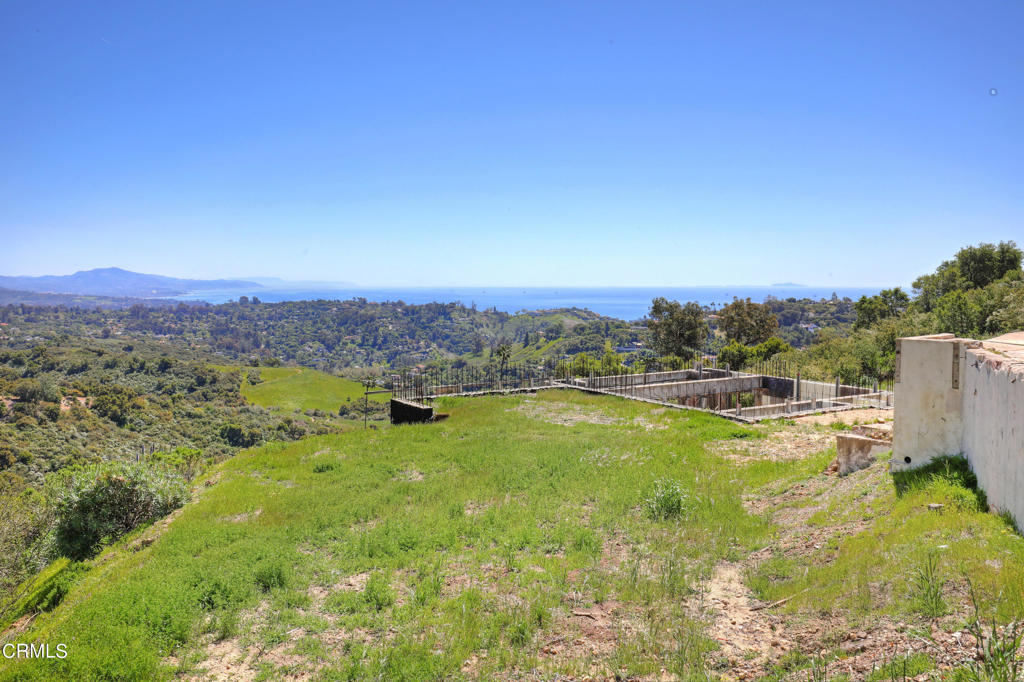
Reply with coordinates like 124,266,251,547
893,332,1024,527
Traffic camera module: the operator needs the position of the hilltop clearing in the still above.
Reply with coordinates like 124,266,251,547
2,392,1021,681
238,367,390,414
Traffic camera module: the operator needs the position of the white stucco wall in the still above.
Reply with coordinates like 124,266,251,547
891,335,968,472
894,332,1024,527
961,347,1024,525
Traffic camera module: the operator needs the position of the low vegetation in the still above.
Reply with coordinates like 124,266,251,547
1,392,1020,680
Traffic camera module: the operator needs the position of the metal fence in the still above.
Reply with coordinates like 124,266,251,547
390,360,561,401
388,356,894,421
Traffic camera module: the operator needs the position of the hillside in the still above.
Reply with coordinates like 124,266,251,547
0,288,192,310
238,366,390,421
0,268,260,299
0,299,618,369
2,392,1021,681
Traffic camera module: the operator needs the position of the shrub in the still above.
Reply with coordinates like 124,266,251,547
645,478,687,520
91,385,137,426
0,483,51,594
254,559,289,592
50,460,188,560
219,423,259,447
150,447,205,481
363,572,394,611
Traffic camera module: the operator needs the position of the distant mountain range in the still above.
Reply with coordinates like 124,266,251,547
0,268,261,298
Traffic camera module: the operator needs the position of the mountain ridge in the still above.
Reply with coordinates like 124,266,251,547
0,267,261,298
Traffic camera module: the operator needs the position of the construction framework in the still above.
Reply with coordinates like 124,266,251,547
389,361,892,424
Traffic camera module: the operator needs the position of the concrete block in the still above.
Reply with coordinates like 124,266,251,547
851,423,892,442
835,434,890,477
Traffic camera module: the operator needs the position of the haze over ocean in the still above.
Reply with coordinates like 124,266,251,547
172,285,881,321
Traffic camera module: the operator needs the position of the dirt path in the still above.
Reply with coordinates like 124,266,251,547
700,561,794,668
696,438,986,681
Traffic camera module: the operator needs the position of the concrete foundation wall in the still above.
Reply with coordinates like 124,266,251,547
894,332,1024,528
961,347,1024,526
892,335,967,471
585,368,730,389
390,398,434,424
627,375,761,400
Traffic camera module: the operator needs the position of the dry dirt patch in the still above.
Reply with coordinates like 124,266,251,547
219,509,261,524
511,400,620,427
795,408,893,426
393,469,424,482
707,428,834,464
697,562,794,665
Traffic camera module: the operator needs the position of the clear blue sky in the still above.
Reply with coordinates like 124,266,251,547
1,1,1021,287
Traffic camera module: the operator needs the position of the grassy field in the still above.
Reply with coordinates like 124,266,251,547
2,391,1022,681
240,367,390,414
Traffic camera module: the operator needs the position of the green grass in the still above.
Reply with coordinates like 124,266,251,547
240,367,389,414
5,394,1023,680
750,455,1024,623
0,391,778,681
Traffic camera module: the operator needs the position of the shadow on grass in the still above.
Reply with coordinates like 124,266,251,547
891,455,987,510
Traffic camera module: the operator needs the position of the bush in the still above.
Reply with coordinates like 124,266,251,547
645,478,687,520
50,460,188,560
219,423,260,447
150,447,205,481
363,572,395,611
254,559,289,592
91,385,137,426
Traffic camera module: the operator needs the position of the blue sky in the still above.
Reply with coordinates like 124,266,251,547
1,1,1021,287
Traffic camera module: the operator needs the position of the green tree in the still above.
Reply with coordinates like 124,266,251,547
92,385,137,427
751,336,792,362
955,240,1022,289
717,341,750,370
494,344,512,372
646,298,708,359
854,287,910,328
912,241,1022,311
989,283,1024,333
600,340,624,375
935,291,981,337
718,298,778,345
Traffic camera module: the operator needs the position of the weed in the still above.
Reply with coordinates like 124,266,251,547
865,652,931,681
911,551,947,618
669,618,715,681
363,572,394,611
570,527,601,555
213,609,239,641
506,607,532,646
952,579,1024,682
646,478,687,520
659,552,690,597
254,558,289,592
807,654,828,681
412,563,443,607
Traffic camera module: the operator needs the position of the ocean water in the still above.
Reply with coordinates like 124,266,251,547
171,286,881,321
